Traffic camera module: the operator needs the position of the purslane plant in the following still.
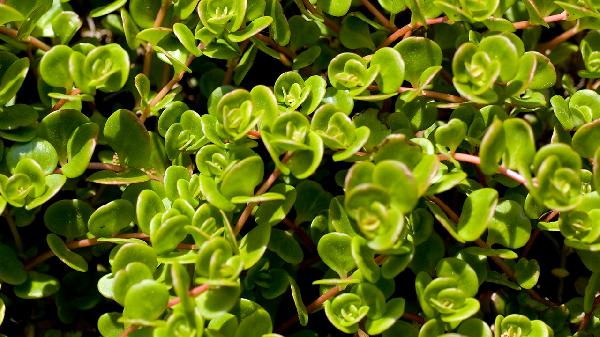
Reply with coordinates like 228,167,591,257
1,1,600,337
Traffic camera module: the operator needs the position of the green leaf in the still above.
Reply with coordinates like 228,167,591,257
88,199,135,237
84,44,130,92
479,118,505,175
289,276,308,326
502,118,536,173
435,119,467,152
268,229,304,264
318,0,352,16
136,190,164,234
40,46,73,88
487,200,531,249
46,234,88,272
90,0,127,17
0,244,27,285
351,235,380,283
173,23,201,56
456,188,498,241
61,123,99,178
39,109,89,163
267,0,290,45
0,57,29,106
293,180,333,224
87,169,150,185
229,16,273,43
98,312,124,337
436,257,479,297
394,37,442,86
371,47,405,94
365,298,406,335
317,232,355,277
44,199,93,241
240,224,271,269
572,119,600,158
121,9,141,49
14,272,59,299
123,279,169,322
150,214,188,254
52,11,82,44
0,4,24,25
340,15,375,50
514,258,540,289
104,109,151,168
6,138,58,175
255,184,296,227
111,242,158,273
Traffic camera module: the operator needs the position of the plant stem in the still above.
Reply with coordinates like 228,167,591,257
253,33,295,64
522,210,559,257
398,87,467,103
283,218,317,252
300,0,340,33
119,325,138,337
379,11,568,49
54,162,124,175
0,27,51,51
140,43,203,122
4,210,23,255
233,152,293,235
142,0,170,77
537,23,579,52
223,41,250,85
437,153,528,185
579,294,600,332
51,88,82,111
378,16,448,48
359,0,396,31
512,11,568,29
167,284,209,308
25,232,196,270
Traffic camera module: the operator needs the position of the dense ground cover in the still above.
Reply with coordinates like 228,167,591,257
0,0,600,336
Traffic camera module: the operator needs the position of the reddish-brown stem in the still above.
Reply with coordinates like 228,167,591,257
233,153,293,235
512,11,568,29
4,210,23,255
379,11,568,49
428,195,459,223
140,44,202,122
0,27,51,51
398,87,467,103
438,153,528,185
378,16,448,48
247,130,261,138
167,284,209,308
579,294,600,332
142,0,170,77
522,210,559,257
359,0,396,31
301,0,340,33
254,33,296,59
25,232,197,270
51,88,82,111
283,218,317,252
538,24,579,52
119,325,138,337
223,41,250,85
54,162,124,175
